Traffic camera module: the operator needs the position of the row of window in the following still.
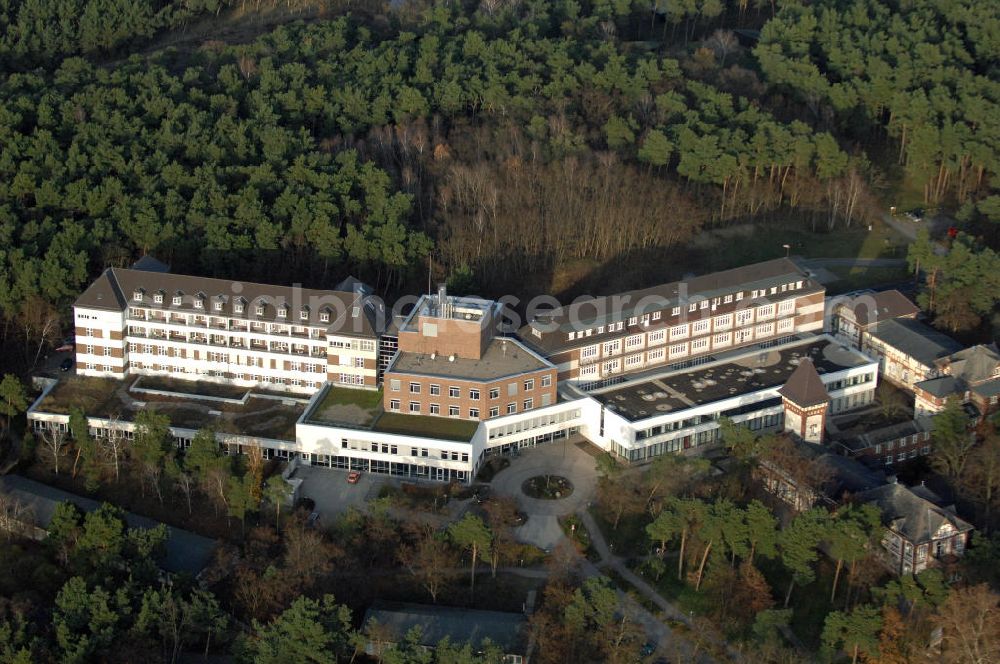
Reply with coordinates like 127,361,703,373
583,312,796,361
565,280,807,341
583,322,794,378
388,399,536,417
128,364,321,388
389,376,550,397
883,447,931,464
338,438,471,462
131,293,355,322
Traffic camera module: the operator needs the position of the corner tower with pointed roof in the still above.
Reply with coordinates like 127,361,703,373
778,358,830,444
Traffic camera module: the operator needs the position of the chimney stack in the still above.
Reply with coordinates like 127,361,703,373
437,283,449,318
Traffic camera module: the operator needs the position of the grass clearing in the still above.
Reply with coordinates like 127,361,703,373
826,265,910,294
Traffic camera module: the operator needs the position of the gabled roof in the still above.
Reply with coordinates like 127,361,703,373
778,358,830,407
855,482,973,544
75,268,385,337
941,344,1000,385
914,375,958,398
840,289,919,327
867,318,963,368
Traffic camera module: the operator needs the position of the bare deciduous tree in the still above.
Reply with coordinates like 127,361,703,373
706,30,739,66
38,424,68,475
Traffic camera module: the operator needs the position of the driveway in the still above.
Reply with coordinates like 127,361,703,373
490,437,598,550
292,465,388,520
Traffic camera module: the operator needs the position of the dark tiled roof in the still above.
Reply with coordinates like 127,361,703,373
778,358,830,407
915,376,958,398
75,268,385,337
973,378,1000,398
867,318,963,367
131,255,171,273
0,474,213,574
362,602,528,654
840,420,927,452
843,290,919,327
855,482,973,544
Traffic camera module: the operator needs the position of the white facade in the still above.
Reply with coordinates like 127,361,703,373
74,302,379,395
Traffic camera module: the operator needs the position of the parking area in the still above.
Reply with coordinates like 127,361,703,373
291,464,391,520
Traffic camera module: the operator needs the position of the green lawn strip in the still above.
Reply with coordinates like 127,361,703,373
372,412,479,441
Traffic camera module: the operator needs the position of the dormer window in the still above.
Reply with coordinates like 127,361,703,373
153,290,164,304
255,305,265,316
319,308,331,323
214,301,223,311
277,305,288,319
173,291,183,306
234,298,245,314
299,307,309,321
133,289,144,302
194,293,205,309
351,307,360,318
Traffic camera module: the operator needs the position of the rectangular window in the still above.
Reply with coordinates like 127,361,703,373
523,398,533,410
581,345,599,360
429,404,440,414
540,375,551,388
628,317,638,326
469,408,480,418
389,399,400,411
671,307,680,316
652,311,661,321
647,348,665,362
625,334,643,349
409,402,420,413
489,406,500,417
507,403,517,414
448,405,459,417
603,340,621,355
523,379,535,391
692,320,710,334
691,338,709,352
669,343,687,358
429,384,441,396
449,386,460,398
409,382,421,393
469,389,480,400
489,388,500,399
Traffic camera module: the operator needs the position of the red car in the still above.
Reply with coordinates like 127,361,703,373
347,471,361,484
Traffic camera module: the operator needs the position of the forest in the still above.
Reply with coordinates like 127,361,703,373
0,0,997,375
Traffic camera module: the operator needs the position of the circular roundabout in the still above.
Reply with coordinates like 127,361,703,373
521,475,574,500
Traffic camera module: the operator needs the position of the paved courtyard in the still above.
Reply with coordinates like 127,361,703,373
490,436,599,550
292,465,389,521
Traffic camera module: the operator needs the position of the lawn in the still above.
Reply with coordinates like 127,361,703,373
132,375,248,400
697,217,910,274
36,376,122,416
826,265,911,295
306,386,383,426
373,412,479,442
